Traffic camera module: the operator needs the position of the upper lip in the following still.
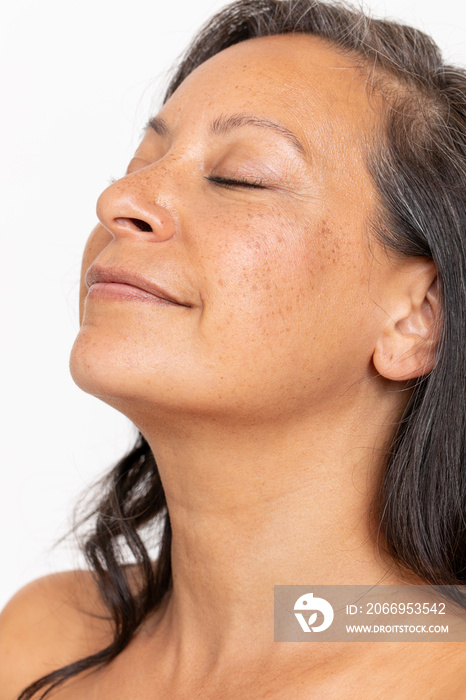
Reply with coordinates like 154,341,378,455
85,265,189,306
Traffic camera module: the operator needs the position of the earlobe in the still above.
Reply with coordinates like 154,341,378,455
373,264,439,381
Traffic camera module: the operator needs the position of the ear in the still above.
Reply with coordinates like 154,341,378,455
373,260,439,381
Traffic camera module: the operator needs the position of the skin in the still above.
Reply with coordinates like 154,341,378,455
60,34,461,699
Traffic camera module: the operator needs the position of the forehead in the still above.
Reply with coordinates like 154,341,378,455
163,33,379,160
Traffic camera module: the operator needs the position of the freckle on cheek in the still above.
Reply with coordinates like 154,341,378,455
320,220,331,237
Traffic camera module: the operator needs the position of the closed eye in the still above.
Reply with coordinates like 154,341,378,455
205,175,265,189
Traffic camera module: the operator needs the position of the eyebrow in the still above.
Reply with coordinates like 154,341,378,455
146,115,170,138
146,113,307,157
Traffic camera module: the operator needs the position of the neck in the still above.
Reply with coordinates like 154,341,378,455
113,381,410,677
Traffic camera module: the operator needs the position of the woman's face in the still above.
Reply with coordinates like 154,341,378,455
71,34,393,422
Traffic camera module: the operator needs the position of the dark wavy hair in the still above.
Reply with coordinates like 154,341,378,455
19,1,466,697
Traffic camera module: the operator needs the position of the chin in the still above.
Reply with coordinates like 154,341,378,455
69,321,326,424
69,327,133,401
69,323,201,419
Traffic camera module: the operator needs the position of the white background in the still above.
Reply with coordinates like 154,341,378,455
1,0,465,610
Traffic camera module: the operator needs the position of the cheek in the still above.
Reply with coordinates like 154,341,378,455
200,211,288,296
197,209,319,351
204,208,325,308
79,224,113,323
201,209,376,358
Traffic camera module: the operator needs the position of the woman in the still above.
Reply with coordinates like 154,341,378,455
1,0,465,697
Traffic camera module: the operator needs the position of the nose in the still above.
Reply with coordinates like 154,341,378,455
96,171,177,242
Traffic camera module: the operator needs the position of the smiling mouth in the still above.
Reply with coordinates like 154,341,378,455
87,281,181,305
85,265,191,307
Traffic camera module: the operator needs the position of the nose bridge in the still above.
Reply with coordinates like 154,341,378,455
96,155,182,242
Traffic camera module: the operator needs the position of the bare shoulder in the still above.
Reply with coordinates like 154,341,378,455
0,569,114,700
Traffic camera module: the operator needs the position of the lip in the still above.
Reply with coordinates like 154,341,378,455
85,265,190,306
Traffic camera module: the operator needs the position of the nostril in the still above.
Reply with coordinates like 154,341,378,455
114,217,153,233
130,217,153,232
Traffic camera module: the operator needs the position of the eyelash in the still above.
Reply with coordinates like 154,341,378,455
111,173,265,190
205,175,265,189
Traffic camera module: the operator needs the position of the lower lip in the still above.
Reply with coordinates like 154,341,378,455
87,282,178,305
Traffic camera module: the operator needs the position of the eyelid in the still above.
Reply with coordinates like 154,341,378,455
205,175,266,189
